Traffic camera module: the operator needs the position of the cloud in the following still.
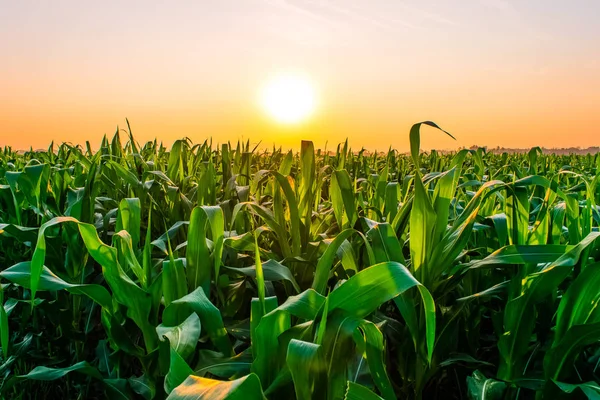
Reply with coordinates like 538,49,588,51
256,0,460,46
261,0,339,26
478,0,518,14
260,0,418,32
300,0,418,31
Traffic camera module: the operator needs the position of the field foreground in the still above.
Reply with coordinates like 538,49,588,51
1,122,600,399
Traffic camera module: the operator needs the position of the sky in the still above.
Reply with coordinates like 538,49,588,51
1,0,599,151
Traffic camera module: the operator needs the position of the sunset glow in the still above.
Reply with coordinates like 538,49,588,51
0,1,599,150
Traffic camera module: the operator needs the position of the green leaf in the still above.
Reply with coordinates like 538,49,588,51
187,206,224,294
163,287,233,356
409,169,436,282
165,347,194,394
254,233,266,313
498,232,600,380
432,167,456,243
313,228,374,295
367,223,404,264
128,374,156,400
408,121,455,169
273,172,302,256
345,382,384,400
13,360,102,382
0,292,8,359
554,261,600,342
0,223,38,244
467,244,567,270
29,217,79,303
552,381,600,399
331,170,356,229
157,313,201,361
328,261,423,319
299,141,315,248
167,373,266,399
113,230,146,287
0,262,113,310
116,198,142,250
355,320,396,400
163,257,188,306
225,258,300,293
544,322,600,381
466,370,506,400
287,339,324,400
194,349,253,378
104,378,133,400
253,291,325,387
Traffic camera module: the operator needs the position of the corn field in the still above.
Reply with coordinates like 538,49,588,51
1,121,600,399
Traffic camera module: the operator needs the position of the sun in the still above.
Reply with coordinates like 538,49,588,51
259,73,317,124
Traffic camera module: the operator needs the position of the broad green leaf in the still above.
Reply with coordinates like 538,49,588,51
554,261,600,342
273,172,302,256
194,349,253,378
331,170,356,229
328,261,422,319
163,287,233,356
468,244,569,270
367,223,404,264
253,291,325,386
552,381,600,399
287,339,324,400
187,206,224,294
0,262,112,310
466,370,506,400
167,373,266,399
156,313,201,361
544,322,600,380
116,198,142,250
225,258,300,293
345,382,384,400
128,374,156,400
163,257,188,306
6,361,103,391
498,232,600,380
355,320,396,400
313,228,375,295
165,347,194,394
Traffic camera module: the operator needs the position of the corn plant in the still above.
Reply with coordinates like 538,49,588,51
1,122,600,399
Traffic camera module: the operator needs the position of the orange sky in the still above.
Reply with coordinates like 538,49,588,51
1,0,599,151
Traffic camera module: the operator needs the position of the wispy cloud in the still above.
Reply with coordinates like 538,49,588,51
256,0,460,46
259,0,419,32
301,0,418,31
391,2,458,27
256,0,344,47
261,0,339,26
478,0,518,14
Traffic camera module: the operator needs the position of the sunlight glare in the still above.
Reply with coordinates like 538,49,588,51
259,73,317,124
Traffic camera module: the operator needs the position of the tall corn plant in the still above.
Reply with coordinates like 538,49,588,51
1,124,600,399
